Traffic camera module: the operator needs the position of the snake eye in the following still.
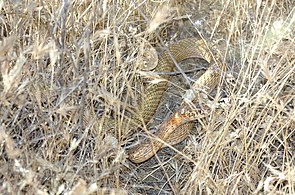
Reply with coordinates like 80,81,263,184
180,108,185,115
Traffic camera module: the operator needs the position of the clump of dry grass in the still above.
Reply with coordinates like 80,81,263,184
0,0,294,194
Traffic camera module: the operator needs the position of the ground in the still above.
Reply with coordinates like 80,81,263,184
0,0,294,194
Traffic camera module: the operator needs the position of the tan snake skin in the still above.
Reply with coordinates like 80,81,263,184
128,38,212,126
127,38,225,163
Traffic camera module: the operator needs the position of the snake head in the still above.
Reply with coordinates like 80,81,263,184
178,103,210,122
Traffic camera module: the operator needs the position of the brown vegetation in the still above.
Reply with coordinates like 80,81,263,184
0,0,294,194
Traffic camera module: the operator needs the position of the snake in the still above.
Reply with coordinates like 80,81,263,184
124,38,225,163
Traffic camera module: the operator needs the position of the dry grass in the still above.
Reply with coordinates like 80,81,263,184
0,0,294,194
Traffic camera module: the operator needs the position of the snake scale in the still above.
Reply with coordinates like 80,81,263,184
124,38,224,163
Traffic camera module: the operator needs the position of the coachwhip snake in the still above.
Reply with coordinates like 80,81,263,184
125,38,225,163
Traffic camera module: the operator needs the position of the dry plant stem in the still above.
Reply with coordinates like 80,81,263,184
128,38,225,163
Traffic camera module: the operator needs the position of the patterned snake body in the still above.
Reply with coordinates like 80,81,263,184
131,38,212,126
128,105,203,163
127,38,224,163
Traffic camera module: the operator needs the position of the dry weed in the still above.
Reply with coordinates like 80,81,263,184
0,0,294,194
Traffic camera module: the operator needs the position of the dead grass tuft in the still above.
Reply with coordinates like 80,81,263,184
0,0,294,194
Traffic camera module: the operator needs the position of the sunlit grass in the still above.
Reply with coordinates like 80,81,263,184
0,0,294,194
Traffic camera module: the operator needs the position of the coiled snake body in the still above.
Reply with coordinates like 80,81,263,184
127,38,224,163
